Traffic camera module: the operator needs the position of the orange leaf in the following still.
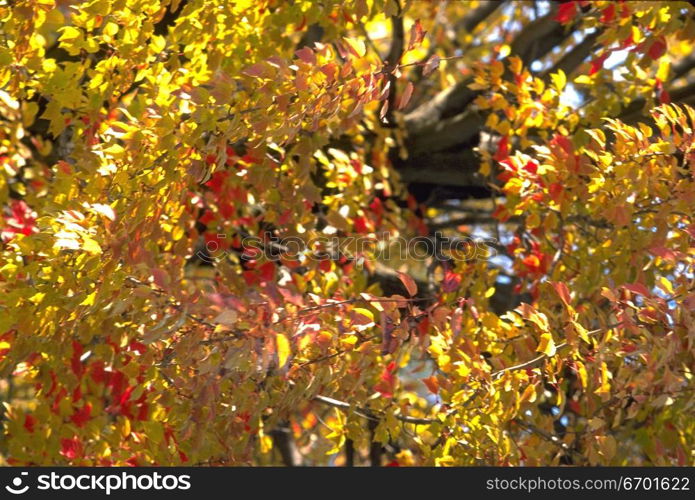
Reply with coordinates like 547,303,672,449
397,271,418,297
552,281,571,305
422,376,439,394
397,81,414,110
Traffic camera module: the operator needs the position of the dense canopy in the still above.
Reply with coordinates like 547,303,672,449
1,0,694,466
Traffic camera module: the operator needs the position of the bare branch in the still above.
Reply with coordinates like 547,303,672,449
455,0,504,35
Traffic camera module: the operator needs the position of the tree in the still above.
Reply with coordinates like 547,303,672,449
0,0,694,466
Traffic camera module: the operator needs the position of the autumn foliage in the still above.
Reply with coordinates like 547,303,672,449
1,0,694,466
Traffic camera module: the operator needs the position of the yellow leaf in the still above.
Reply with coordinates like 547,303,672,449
574,74,593,85
657,276,673,295
584,128,606,147
656,59,670,83
28,292,45,305
151,35,166,53
103,22,119,37
343,37,366,58
121,417,131,438
58,26,81,42
594,361,611,395
81,237,102,255
80,292,96,306
576,360,588,389
597,435,617,461
519,384,537,404
276,333,291,368
551,69,566,92
536,333,556,356
352,307,374,322
260,434,273,454
571,320,590,344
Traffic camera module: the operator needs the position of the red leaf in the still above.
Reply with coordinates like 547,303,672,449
353,215,370,233
621,342,637,353
621,32,635,49
90,361,111,384
441,269,461,293
397,271,418,297
70,341,84,377
70,403,92,427
205,170,229,194
369,197,383,218
550,134,573,156
589,53,609,75
60,436,83,460
408,20,425,49
522,160,538,175
397,81,414,110
1,200,37,243
649,245,677,262
375,364,397,398
128,340,147,355
295,46,316,65
137,402,149,421
259,261,275,281
555,2,577,24
549,182,564,202
23,414,36,433
567,399,581,414
659,89,671,104
493,136,509,162
198,209,215,225
623,283,651,297
648,38,666,59
119,385,134,407
600,4,615,23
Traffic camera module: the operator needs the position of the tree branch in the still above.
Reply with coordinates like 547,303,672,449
541,30,601,79
672,52,695,80
404,6,574,154
455,0,504,35
385,11,405,125
269,421,301,466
